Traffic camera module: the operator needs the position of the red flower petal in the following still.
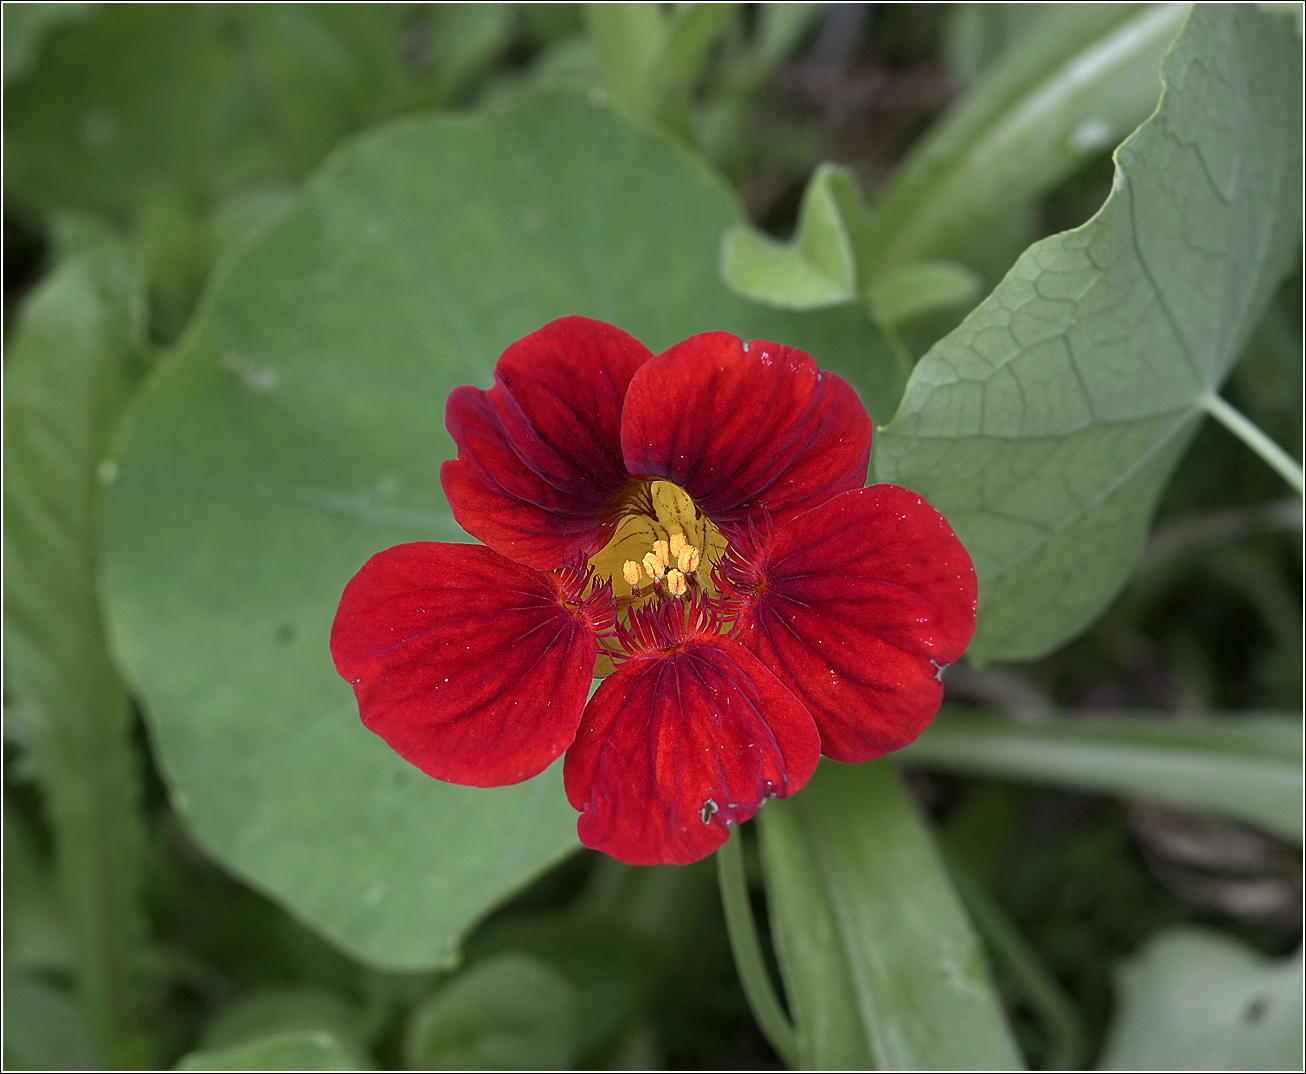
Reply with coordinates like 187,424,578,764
730,485,977,763
620,332,870,535
330,542,603,786
442,316,652,569
564,607,819,865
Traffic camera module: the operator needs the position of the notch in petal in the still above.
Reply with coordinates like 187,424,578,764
729,485,977,763
620,331,870,535
565,614,819,865
442,316,652,569
331,542,604,786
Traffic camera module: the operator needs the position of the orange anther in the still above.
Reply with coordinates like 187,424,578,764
652,539,671,569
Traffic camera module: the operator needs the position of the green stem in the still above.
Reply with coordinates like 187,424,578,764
1204,393,1304,496
944,847,1086,1071
716,826,800,1069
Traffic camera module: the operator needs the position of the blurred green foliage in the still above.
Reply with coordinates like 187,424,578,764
4,4,1300,1071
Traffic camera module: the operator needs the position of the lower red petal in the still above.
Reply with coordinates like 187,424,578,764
331,542,601,786
732,485,977,762
564,632,819,865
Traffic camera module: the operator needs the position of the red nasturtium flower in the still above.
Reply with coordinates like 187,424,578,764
331,316,976,865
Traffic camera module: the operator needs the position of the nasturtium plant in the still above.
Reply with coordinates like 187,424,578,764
99,89,901,969
4,3,1301,1070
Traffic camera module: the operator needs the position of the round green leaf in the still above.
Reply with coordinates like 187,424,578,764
200,986,368,1061
174,1031,362,1072
404,954,579,1070
1098,928,1303,1071
101,89,899,970
876,4,1303,662
1,5,502,222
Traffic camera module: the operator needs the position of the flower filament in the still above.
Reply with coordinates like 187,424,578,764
622,532,702,600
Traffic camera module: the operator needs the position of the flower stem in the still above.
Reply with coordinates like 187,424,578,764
1204,392,1304,496
716,826,800,1069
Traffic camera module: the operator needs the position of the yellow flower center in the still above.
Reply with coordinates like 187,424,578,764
587,481,728,674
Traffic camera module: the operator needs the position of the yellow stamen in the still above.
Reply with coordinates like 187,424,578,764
642,551,665,581
583,480,729,645
665,569,687,597
652,539,671,569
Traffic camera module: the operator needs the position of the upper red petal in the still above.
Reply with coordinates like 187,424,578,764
441,316,652,569
729,485,977,763
330,542,603,786
619,332,871,535
564,606,819,865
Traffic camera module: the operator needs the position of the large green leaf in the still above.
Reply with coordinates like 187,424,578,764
758,760,1022,1070
1,5,511,222
2,223,152,1067
100,90,902,970
4,5,517,344
1097,928,1303,1070
867,3,1187,272
175,1031,364,1072
875,4,1303,662
5,5,284,219
901,711,1303,842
